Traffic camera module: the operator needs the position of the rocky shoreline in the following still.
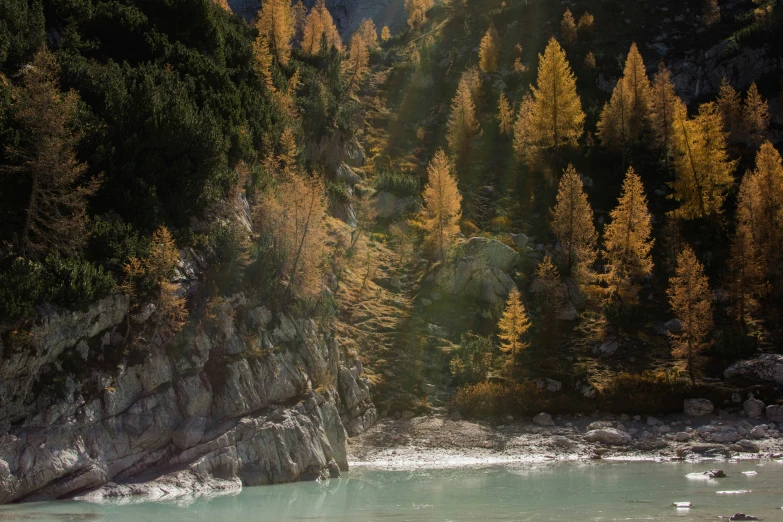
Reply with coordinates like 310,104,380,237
348,410,783,470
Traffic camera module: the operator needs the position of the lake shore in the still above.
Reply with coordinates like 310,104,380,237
347,412,783,470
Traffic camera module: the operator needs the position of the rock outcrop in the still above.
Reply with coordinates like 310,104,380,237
724,354,783,385
0,290,376,504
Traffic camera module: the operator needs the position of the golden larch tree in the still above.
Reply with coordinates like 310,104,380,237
447,73,480,156
381,26,391,41
597,73,632,153
603,167,654,304
497,92,513,136
253,34,275,92
301,0,343,54
716,77,743,144
356,18,378,50
533,255,563,329
726,218,766,332
404,0,433,28
512,93,535,161
561,9,577,45
3,48,101,260
479,25,500,73
667,246,713,383
344,32,370,94
578,12,594,36
525,37,585,154
736,141,783,294
742,82,770,149
648,61,687,165
421,150,462,259
498,287,531,369
550,164,597,283
256,0,296,65
670,102,736,219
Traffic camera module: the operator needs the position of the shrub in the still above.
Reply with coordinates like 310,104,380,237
455,381,546,419
374,171,420,197
603,370,691,414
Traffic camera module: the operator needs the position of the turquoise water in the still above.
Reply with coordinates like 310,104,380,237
1,460,782,521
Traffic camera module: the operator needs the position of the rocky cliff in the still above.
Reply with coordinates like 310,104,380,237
0,286,376,503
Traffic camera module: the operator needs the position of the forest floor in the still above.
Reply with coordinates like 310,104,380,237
347,412,783,469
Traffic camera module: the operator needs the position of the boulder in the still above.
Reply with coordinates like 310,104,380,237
674,432,691,442
729,440,760,453
749,425,767,439
766,405,783,422
373,191,420,219
743,398,765,419
584,428,632,446
663,319,682,333
532,412,555,426
460,237,519,272
535,378,562,392
511,233,530,249
724,353,783,384
432,257,517,305
593,337,619,356
684,398,714,417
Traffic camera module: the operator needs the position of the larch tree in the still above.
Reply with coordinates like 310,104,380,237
533,255,563,329
421,150,462,259
447,73,480,156
670,102,736,220
603,167,654,304
716,77,743,144
404,0,433,28
742,82,770,149
3,48,101,260
356,18,378,50
498,287,531,370
381,26,391,41
667,246,713,383
577,12,594,36
648,61,687,166
525,37,585,154
561,9,577,45
497,92,513,136
512,93,535,161
735,141,783,294
479,25,500,74
726,218,766,332
550,164,597,284
253,34,275,92
254,173,329,299
344,32,370,94
584,52,596,70
301,0,343,54
256,0,296,65
597,72,631,154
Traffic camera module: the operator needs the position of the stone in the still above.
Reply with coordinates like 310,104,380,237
460,237,519,272
766,405,783,422
684,398,714,417
584,428,632,446
532,412,555,426
593,337,619,356
536,378,562,392
511,233,530,249
400,410,415,420
647,416,661,427
725,354,783,384
664,319,682,333
432,257,517,305
587,421,613,431
729,515,758,521
730,440,760,453
743,398,765,419
749,426,768,439
675,432,691,442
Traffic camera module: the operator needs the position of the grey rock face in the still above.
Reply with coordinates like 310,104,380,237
684,398,714,417
0,290,376,504
725,354,783,384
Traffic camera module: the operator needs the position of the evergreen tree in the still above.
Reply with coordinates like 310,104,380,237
736,141,783,294
550,164,597,284
726,219,766,332
447,74,480,156
497,92,513,136
498,287,531,369
301,0,342,54
479,25,500,74
256,0,296,65
404,0,433,28
578,12,594,36
597,73,631,154
422,150,462,259
525,37,585,154
253,34,275,92
3,49,101,260
716,77,742,144
668,246,713,383
670,102,736,219
356,18,379,50
345,32,370,94
534,255,563,329
742,82,770,149
561,9,577,45
603,167,654,304
648,61,687,165
381,26,391,41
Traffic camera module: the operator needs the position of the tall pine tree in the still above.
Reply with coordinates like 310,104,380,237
550,164,597,284
422,150,462,259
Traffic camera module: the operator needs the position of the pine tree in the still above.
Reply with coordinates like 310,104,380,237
550,164,597,283
497,92,513,136
603,167,654,304
726,219,766,332
526,37,585,154
648,61,687,164
404,0,433,28
356,18,379,50
742,82,770,149
479,25,500,73
344,32,370,93
276,126,299,174
512,93,535,162
301,0,342,54
381,26,391,41
534,255,562,329
253,34,275,92
716,77,743,144
577,12,595,36
256,0,296,65
561,9,577,45
670,102,736,219
736,141,783,294
668,246,713,383
598,43,650,153
498,287,531,368
462,66,483,110
422,150,462,259
447,74,480,155
3,48,101,260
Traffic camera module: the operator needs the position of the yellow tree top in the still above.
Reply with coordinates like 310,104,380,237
498,287,531,356
422,150,462,259
648,61,686,155
356,18,379,50
479,25,500,73
256,0,296,65
301,0,343,54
